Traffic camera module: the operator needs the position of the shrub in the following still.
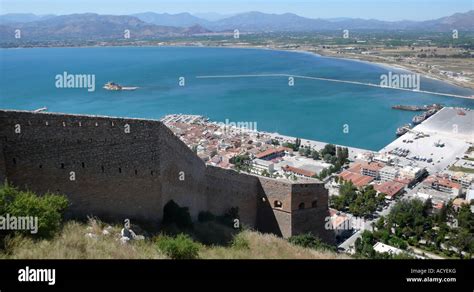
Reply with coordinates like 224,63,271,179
198,211,215,223
156,234,200,259
162,200,193,230
289,233,335,251
0,184,68,238
231,234,250,250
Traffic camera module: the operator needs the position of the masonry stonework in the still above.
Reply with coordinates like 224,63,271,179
0,110,334,244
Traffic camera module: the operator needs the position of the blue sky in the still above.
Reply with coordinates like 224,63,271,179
0,0,472,21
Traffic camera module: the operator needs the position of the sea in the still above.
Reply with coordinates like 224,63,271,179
1,46,473,151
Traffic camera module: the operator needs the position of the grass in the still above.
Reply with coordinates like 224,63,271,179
0,219,348,259
199,230,349,259
0,220,167,259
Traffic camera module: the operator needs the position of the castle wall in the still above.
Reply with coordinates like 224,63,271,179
0,110,333,243
291,184,335,244
257,177,293,237
0,111,165,224
205,166,259,227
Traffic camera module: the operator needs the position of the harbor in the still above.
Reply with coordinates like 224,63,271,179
393,104,443,136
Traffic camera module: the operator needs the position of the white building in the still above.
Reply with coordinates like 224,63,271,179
251,159,274,175
467,187,474,203
379,166,399,181
400,165,425,181
373,242,404,256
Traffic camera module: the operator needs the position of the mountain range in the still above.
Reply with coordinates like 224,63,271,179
0,10,472,42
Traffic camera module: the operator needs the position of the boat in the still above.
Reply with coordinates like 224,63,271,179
412,113,426,125
392,105,425,111
103,82,138,91
103,82,122,90
424,108,437,118
396,124,412,136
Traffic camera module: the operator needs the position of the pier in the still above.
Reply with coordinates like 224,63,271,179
196,74,473,99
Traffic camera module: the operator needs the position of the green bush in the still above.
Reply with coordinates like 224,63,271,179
231,234,250,250
162,200,193,230
0,184,68,238
156,234,200,259
289,233,335,251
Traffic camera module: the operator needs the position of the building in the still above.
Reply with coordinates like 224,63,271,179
328,208,352,240
251,159,274,175
373,242,404,256
255,146,292,160
338,170,374,188
443,170,474,189
379,165,399,182
373,181,405,200
452,198,469,212
415,188,457,209
423,175,462,196
282,165,316,178
400,165,426,182
373,242,424,259
467,187,474,203
360,162,385,179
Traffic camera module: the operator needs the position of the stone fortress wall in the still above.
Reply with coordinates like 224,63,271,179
0,110,334,243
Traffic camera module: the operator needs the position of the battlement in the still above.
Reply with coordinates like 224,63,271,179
0,110,334,243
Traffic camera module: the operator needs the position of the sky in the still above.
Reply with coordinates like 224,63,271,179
0,0,472,21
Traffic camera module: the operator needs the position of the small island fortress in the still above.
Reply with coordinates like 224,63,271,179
0,110,334,243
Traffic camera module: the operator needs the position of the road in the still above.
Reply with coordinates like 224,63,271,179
337,200,396,253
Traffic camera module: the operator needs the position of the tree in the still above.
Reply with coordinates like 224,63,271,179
375,216,386,230
311,150,320,160
323,154,332,163
1,184,69,238
449,228,473,259
230,154,251,172
388,199,431,240
457,204,474,233
321,144,336,156
295,138,301,150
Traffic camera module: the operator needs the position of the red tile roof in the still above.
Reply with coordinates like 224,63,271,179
423,175,461,190
374,181,405,198
339,170,374,187
361,162,385,172
282,165,316,177
255,146,291,159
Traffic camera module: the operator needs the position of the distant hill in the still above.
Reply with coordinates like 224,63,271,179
132,12,210,27
192,12,235,22
204,10,474,32
132,10,474,32
415,10,474,31
0,10,472,42
0,13,56,24
0,13,210,41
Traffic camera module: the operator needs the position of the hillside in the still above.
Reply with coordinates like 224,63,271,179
1,10,472,42
0,220,347,259
0,13,209,41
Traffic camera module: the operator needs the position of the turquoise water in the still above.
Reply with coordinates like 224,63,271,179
1,46,473,150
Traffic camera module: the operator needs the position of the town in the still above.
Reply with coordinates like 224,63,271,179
162,106,474,259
